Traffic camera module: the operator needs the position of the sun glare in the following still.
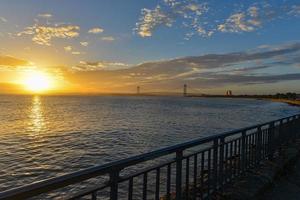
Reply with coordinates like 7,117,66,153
23,71,53,93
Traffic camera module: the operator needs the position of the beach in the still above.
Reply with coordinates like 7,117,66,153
271,99,300,107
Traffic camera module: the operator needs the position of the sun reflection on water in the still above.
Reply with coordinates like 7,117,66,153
29,96,45,133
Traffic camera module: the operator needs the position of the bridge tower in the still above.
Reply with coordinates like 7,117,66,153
183,84,187,97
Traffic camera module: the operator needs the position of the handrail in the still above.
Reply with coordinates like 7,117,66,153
0,113,299,199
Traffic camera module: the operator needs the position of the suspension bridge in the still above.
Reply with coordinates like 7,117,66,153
135,84,208,97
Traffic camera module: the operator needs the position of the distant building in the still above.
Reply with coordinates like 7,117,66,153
226,90,233,96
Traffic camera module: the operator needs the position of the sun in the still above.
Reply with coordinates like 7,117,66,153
22,71,53,93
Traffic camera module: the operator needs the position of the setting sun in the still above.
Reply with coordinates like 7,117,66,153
22,71,53,93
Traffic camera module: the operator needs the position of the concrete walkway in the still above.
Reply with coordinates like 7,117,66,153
260,156,300,200
216,140,300,200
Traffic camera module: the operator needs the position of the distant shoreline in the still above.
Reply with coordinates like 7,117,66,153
1,93,300,107
269,98,300,107
183,94,300,107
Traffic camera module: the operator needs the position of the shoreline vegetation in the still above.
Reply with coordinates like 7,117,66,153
185,93,300,107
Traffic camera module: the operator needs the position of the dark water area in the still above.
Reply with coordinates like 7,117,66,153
0,95,299,192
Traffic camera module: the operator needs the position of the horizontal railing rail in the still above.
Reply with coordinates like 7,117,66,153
0,114,300,200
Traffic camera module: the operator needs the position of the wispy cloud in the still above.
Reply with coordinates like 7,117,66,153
289,5,300,16
68,42,300,91
71,51,81,55
0,55,33,69
18,24,80,46
64,46,72,52
0,83,25,94
74,60,129,71
101,36,115,41
80,41,89,46
64,46,84,55
187,73,300,87
88,27,104,34
216,65,272,75
37,13,53,18
0,17,7,23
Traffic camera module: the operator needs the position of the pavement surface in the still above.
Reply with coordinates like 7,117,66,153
259,156,300,200
216,141,300,200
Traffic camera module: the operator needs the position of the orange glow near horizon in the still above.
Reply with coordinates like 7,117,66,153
21,71,55,93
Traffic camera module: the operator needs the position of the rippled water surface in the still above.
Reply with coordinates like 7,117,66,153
0,95,299,191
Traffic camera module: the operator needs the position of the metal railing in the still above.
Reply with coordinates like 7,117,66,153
1,114,300,200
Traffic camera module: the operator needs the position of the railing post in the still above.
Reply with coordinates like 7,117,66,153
268,122,275,161
283,120,288,144
241,131,246,172
176,150,183,200
92,191,97,200
110,169,120,200
278,120,283,153
256,126,262,165
219,137,225,188
292,116,297,142
290,117,294,141
288,118,292,142
213,138,219,190
297,116,300,139
298,115,300,138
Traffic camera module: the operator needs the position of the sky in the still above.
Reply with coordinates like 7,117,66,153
0,0,300,95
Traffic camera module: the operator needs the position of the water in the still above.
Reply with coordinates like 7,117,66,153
0,95,299,192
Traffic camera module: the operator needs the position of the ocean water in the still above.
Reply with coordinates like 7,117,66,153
0,95,299,192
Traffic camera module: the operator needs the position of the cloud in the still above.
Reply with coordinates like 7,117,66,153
218,65,272,75
135,1,299,39
289,5,300,16
135,1,209,38
0,83,24,94
80,41,89,46
196,27,213,38
38,13,52,18
66,42,300,92
18,24,80,46
127,43,300,75
134,0,211,38
217,5,271,33
182,3,206,16
218,12,258,33
75,42,300,73
64,46,84,55
88,27,104,34
101,36,115,41
64,46,72,52
71,51,81,55
187,73,300,87
0,55,32,67
135,5,173,37
257,44,271,49
0,17,7,23
74,60,129,71
248,6,259,18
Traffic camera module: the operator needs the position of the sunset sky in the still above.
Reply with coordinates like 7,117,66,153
0,0,300,94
